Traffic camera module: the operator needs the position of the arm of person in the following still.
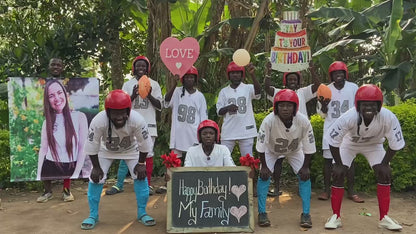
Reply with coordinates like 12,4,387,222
258,152,271,181
164,75,180,103
216,89,238,116
246,63,261,95
89,154,103,183
298,153,313,181
37,121,48,180
309,61,321,94
147,81,162,110
71,112,88,179
147,89,162,110
134,151,148,180
264,61,275,97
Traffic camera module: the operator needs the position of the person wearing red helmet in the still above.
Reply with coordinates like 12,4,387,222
164,66,208,160
184,119,235,167
81,90,155,230
317,61,363,203
106,56,162,196
216,61,261,160
256,89,316,228
263,61,320,197
324,84,404,231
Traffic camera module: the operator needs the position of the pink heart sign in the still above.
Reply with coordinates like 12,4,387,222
230,206,247,223
160,37,200,78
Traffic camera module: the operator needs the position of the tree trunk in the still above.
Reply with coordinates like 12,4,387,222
109,29,123,89
244,0,269,51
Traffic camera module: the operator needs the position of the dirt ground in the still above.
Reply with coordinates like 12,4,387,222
1,177,415,234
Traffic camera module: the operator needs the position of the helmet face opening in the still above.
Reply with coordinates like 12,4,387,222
273,89,299,116
197,120,220,143
355,84,383,112
181,66,198,83
283,72,301,87
226,61,245,79
132,56,151,74
328,61,348,82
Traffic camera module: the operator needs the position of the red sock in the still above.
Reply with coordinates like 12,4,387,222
146,157,153,186
63,179,71,190
377,184,390,220
331,186,344,218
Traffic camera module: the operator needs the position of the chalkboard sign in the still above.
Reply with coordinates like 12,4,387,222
167,166,254,233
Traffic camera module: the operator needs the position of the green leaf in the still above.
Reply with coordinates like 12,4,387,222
312,39,365,56
383,0,403,64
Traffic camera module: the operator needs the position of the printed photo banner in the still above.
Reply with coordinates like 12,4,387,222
160,37,200,78
270,46,311,72
8,77,99,182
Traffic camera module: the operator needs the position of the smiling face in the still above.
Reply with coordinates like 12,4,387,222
359,101,379,121
47,82,67,114
285,73,300,90
200,127,216,146
48,58,63,77
276,101,295,120
134,60,148,78
108,108,129,129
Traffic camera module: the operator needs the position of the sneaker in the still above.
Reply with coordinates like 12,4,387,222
37,192,53,203
300,213,312,228
258,213,271,227
149,186,155,196
63,191,75,202
378,215,402,231
105,186,124,195
325,214,342,229
155,186,167,194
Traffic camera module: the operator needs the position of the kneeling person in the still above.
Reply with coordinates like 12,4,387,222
81,90,155,230
256,89,316,228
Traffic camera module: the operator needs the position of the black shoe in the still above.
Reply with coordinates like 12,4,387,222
300,213,312,228
258,213,271,227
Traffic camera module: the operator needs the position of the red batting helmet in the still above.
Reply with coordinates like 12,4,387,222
132,55,151,74
273,89,299,115
283,72,301,86
328,61,348,82
197,119,220,143
355,84,383,112
181,66,199,82
226,61,245,79
105,90,132,113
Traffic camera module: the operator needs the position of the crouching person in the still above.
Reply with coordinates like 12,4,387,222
81,90,156,230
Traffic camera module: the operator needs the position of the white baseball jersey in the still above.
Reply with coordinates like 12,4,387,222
319,81,358,149
84,111,153,159
326,107,405,150
267,85,316,116
122,77,162,137
216,83,261,140
256,112,316,156
184,144,236,167
165,87,208,151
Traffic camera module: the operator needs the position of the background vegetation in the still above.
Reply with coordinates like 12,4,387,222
0,0,415,192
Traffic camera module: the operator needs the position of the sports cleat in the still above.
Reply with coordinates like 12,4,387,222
63,191,75,202
325,214,342,229
378,215,402,231
300,213,312,228
37,192,53,203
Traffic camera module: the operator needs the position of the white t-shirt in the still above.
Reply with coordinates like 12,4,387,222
44,111,85,163
216,83,261,140
318,81,358,149
267,85,316,116
326,107,405,150
164,87,208,151
184,144,236,167
122,77,162,137
256,112,316,156
84,111,153,159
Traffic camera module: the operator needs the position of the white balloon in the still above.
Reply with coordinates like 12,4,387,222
233,49,250,66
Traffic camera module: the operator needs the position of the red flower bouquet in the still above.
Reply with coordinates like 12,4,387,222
239,153,260,170
161,150,181,168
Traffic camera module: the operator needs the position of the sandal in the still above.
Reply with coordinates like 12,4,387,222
81,217,98,230
258,213,271,227
105,186,123,195
155,186,167,194
267,188,282,197
138,214,156,226
318,192,329,200
348,194,364,203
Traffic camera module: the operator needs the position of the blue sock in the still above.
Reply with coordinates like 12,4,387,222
134,178,149,218
87,182,104,220
298,176,311,215
116,160,128,190
257,177,271,214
